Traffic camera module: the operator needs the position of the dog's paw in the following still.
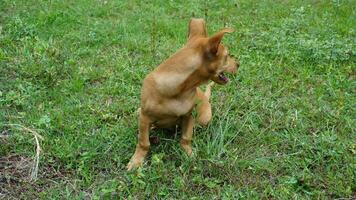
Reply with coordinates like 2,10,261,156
180,144,193,156
127,158,144,171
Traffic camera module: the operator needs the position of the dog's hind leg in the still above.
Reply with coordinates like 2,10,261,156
196,82,214,126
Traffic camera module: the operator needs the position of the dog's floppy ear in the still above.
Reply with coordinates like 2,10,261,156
188,18,207,40
207,28,234,54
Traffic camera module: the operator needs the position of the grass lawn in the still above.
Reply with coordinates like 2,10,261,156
1,0,355,199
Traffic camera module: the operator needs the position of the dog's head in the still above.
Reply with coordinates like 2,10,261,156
187,18,239,85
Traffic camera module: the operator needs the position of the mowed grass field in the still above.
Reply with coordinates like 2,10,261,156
1,0,355,199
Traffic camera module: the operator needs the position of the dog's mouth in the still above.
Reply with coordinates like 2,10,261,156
218,72,228,83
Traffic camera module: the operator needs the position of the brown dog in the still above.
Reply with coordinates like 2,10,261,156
127,18,239,170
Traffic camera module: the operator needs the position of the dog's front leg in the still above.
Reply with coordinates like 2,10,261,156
127,111,151,170
180,114,194,156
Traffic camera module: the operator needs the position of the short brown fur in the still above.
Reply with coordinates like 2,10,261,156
127,18,239,170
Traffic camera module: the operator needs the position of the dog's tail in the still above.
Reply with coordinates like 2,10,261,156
204,82,214,100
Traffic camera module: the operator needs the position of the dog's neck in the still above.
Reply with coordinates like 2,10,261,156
178,68,208,93
153,47,208,97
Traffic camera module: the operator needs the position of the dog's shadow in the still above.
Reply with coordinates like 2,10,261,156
146,126,190,166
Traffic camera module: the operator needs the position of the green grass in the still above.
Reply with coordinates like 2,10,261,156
1,0,355,199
